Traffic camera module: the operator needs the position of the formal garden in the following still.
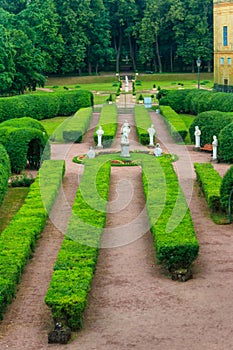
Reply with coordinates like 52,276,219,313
0,74,232,349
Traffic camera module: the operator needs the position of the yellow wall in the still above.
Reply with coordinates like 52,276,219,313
214,0,233,86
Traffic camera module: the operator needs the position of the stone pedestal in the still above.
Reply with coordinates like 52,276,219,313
193,146,200,151
121,143,130,157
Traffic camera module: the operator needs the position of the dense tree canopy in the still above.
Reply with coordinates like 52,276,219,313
0,0,213,94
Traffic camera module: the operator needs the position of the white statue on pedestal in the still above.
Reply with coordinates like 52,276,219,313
96,125,104,148
154,143,162,157
121,120,130,144
147,124,156,146
194,126,201,148
212,135,218,160
87,146,95,159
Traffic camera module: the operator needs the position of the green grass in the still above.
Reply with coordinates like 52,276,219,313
179,114,196,144
0,187,29,233
40,116,68,137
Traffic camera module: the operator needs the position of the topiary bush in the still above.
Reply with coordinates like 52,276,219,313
159,105,188,142
0,144,11,206
220,166,233,212
62,107,93,143
93,104,117,147
134,105,152,145
218,122,233,163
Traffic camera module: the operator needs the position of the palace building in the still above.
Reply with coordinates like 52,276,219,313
214,0,233,91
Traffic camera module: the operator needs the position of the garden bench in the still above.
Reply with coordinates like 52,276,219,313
200,143,213,152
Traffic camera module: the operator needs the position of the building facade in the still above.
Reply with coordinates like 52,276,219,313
214,0,233,91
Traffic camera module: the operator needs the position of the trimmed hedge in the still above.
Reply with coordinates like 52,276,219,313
220,166,233,212
218,122,233,163
134,105,152,145
93,104,118,147
0,90,93,122
45,158,111,330
0,144,11,206
0,160,65,319
189,111,233,146
194,163,222,211
0,117,50,173
62,107,93,143
141,154,199,272
159,105,188,142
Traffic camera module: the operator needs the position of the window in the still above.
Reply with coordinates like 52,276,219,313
220,57,224,65
228,58,232,65
223,26,228,46
224,79,228,85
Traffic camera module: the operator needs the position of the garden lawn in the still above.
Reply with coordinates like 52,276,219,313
40,116,68,138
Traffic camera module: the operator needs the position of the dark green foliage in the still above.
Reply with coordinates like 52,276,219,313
134,105,152,145
10,173,34,187
194,163,222,211
159,89,191,112
0,160,65,320
159,106,188,142
93,104,117,148
218,122,233,163
0,90,93,122
220,166,233,211
142,155,199,272
189,111,233,146
45,159,111,330
62,107,92,143
0,117,50,173
0,144,11,206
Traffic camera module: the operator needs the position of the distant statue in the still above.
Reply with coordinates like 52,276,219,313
125,75,128,86
194,126,201,148
147,124,156,146
96,125,104,148
121,120,130,144
154,143,162,157
87,146,96,159
212,135,218,160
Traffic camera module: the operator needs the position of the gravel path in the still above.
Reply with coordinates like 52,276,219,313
0,93,232,350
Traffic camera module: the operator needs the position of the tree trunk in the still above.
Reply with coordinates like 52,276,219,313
207,60,211,72
170,46,173,72
155,35,162,73
88,61,92,75
114,29,122,73
129,36,136,71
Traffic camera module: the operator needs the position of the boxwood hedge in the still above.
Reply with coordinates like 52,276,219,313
0,144,11,206
218,122,233,163
194,163,222,211
93,104,118,147
159,105,188,142
189,111,233,146
134,105,152,145
141,154,199,272
45,158,111,330
0,160,65,319
0,117,50,173
62,107,93,143
0,90,93,122
220,166,233,211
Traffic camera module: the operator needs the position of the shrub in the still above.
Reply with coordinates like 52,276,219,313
0,160,65,319
0,144,11,206
45,158,111,330
62,107,93,143
220,166,233,211
159,106,188,142
93,104,117,147
142,155,199,272
218,122,233,163
134,105,152,145
194,163,222,211
10,173,34,187
189,111,233,146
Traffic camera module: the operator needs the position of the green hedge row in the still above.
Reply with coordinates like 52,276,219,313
0,144,11,206
0,90,93,123
218,122,233,163
94,104,118,147
0,117,50,173
134,105,152,145
220,166,233,211
142,154,199,272
159,105,188,142
45,158,111,330
189,111,233,147
159,89,233,115
0,160,65,319
62,107,93,143
194,163,222,211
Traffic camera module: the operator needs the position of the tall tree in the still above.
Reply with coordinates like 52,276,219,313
0,0,28,14
0,24,15,95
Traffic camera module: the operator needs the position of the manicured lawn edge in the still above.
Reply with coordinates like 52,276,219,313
194,163,222,211
142,155,199,272
159,105,188,142
93,104,118,147
0,160,65,319
134,105,152,145
45,158,111,330
62,107,93,143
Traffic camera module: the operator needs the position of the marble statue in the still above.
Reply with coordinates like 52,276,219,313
121,120,130,144
212,135,218,160
87,146,96,159
194,126,201,148
147,124,156,146
96,125,104,148
154,143,162,157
